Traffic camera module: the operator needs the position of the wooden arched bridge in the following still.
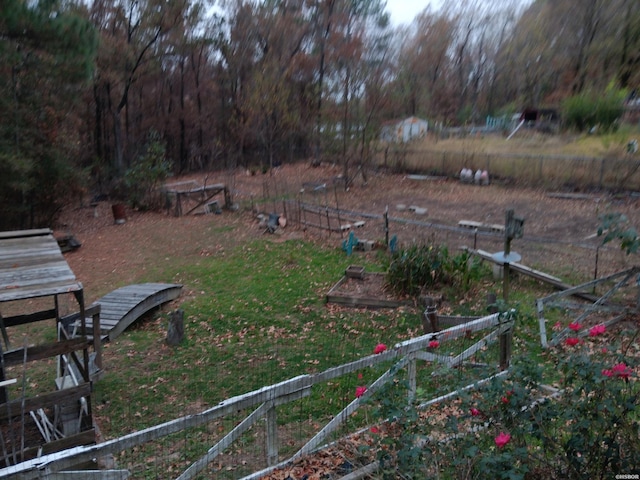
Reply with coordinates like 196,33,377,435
70,283,183,343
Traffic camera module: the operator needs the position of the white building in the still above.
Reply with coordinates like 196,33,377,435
380,116,429,143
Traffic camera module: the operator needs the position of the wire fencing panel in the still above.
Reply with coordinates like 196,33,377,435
378,148,640,191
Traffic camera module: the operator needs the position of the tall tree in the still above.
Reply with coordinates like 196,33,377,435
0,0,97,228
90,0,189,178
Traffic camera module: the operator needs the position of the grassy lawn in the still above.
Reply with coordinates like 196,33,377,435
93,239,434,436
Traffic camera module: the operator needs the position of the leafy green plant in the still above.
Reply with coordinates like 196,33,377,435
385,243,486,298
598,212,640,254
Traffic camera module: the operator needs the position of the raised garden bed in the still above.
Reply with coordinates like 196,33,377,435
326,267,412,308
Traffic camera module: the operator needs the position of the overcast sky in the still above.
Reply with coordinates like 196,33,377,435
385,0,443,27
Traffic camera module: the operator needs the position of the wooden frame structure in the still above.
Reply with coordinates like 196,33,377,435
0,229,98,467
0,311,514,479
164,181,230,217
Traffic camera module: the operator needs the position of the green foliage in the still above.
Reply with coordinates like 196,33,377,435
598,212,640,254
0,0,97,229
121,131,172,210
562,86,627,133
385,243,485,297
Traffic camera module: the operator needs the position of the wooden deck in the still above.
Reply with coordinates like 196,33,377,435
77,283,182,342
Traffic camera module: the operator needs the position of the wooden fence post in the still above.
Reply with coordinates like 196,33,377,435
499,325,512,371
266,406,278,466
422,298,438,334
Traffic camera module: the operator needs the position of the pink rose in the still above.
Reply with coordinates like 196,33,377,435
373,343,387,354
355,386,367,398
611,363,632,380
568,322,581,331
428,340,440,348
589,324,606,336
495,432,511,448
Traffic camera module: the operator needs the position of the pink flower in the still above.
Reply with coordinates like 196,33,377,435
373,343,387,354
611,363,632,380
357,372,363,380
470,408,481,416
589,324,606,336
565,337,580,346
428,340,440,349
568,322,581,331
601,347,608,353
355,386,367,398
370,426,380,434
602,369,613,377
552,321,562,331
495,432,511,449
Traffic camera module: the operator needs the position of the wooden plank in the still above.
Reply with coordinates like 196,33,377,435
459,220,504,233
395,312,511,355
0,384,91,421
2,337,91,367
467,248,599,303
2,308,58,328
20,429,96,462
0,282,83,303
0,229,51,240
42,470,129,480
326,274,411,309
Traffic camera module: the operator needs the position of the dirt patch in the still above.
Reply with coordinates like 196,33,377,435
55,162,640,304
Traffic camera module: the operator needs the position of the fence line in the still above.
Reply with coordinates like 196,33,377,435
375,148,640,191
0,313,513,480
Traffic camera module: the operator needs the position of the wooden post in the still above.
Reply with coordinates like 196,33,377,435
166,310,185,347
486,292,498,314
174,192,182,217
499,326,512,371
384,205,389,247
537,299,548,348
503,210,513,302
422,298,438,334
91,307,102,372
266,406,278,466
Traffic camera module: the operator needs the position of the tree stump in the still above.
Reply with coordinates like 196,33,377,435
166,309,185,346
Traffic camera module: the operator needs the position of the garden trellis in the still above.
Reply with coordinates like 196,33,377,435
0,311,514,480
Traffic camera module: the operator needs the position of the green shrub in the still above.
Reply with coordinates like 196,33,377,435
563,86,626,133
385,243,484,298
121,130,171,210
